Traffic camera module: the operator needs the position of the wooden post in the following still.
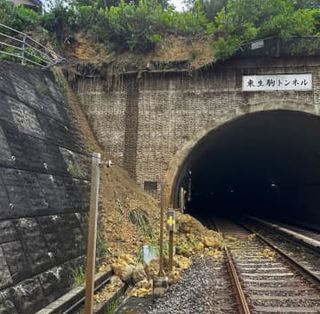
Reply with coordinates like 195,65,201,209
168,230,174,271
84,152,101,314
158,183,165,277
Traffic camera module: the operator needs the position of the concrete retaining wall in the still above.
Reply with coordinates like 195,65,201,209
0,62,90,313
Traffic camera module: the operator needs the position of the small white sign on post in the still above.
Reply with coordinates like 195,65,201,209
242,74,312,92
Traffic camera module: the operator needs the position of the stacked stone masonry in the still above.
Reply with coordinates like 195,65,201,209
0,62,90,314
76,57,320,199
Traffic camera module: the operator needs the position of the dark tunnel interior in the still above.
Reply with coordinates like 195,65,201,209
176,110,320,230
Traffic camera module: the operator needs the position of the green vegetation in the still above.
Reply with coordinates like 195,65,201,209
104,296,123,314
0,0,319,60
128,209,153,238
0,1,40,31
70,265,86,287
213,0,320,59
67,161,82,177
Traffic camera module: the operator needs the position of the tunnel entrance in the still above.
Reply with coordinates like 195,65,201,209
175,110,320,229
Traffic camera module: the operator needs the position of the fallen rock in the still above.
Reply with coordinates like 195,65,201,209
168,270,180,285
145,259,159,279
177,213,206,235
175,255,191,270
129,279,153,297
203,236,222,248
132,263,147,284
111,257,135,283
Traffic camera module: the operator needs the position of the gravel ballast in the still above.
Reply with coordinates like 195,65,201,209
147,256,237,314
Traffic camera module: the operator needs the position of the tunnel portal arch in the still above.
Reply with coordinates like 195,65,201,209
164,101,319,209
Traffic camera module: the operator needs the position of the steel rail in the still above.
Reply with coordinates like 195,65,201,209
213,221,251,314
245,216,320,251
240,222,320,292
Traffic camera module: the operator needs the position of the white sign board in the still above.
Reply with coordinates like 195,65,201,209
251,40,264,50
242,74,312,92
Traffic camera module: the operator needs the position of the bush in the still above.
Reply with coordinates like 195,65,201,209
213,0,320,60
0,1,40,31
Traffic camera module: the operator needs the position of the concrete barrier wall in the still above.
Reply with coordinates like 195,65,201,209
0,62,90,313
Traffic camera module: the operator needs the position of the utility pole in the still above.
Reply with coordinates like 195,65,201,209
84,152,101,314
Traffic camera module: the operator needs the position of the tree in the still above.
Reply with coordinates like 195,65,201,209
213,0,319,59
201,0,227,20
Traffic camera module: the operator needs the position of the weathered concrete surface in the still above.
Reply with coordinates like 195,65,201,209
76,56,320,204
0,61,90,313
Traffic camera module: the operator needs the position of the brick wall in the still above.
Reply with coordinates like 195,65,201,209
76,57,320,199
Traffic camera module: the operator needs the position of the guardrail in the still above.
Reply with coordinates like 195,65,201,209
0,23,64,68
237,36,320,58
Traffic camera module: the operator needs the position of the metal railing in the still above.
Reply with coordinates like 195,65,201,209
237,36,320,58
0,23,65,68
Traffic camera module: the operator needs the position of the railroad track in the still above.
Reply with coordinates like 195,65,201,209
242,217,320,281
212,218,320,314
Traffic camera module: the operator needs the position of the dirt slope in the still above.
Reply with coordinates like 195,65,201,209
56,67,160,260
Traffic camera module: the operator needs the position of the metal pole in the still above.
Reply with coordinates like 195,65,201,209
21,34,26,65
158,183,165,277
84,152,101,314
180,187,185,213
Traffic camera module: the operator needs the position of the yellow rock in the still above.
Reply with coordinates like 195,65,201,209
132,263,147,284
203,236,222,248
256,248,276,259
195,241,204,250
175,255,191,270
119,254,135,264
129,279,153,298
206,249,223,258
111,260,134,283
177,213,206,235
145,258,159,279
168,270,180,285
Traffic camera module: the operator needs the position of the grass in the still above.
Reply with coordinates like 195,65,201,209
71,265,86,287
104,296,123,314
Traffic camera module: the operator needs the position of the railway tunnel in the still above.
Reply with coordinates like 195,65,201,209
174,110,320,229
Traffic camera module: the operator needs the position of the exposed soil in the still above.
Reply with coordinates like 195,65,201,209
58,66,160,259
64,32,215,76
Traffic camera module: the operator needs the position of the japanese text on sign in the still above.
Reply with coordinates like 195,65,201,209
242,74,312,92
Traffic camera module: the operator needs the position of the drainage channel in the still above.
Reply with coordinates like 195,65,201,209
36,270,127,314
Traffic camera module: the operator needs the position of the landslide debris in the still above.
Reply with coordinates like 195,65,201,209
55,67,224,303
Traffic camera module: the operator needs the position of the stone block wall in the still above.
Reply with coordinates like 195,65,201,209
0,62,90,313
76,57,320,199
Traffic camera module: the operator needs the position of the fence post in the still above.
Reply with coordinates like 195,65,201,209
158,183,165,277
21,34,26,65
84,152,101,314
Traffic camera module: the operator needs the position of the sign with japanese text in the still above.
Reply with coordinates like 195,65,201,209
242,74,312,92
